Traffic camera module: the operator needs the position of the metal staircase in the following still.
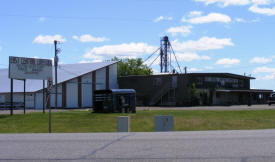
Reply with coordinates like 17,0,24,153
149,84,176,106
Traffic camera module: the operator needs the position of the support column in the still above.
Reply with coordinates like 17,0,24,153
78,77,82,108
23,79,26,114
106,66,109,90
62,82,66,108
92,71,96,106
10,78,13,116
43,80,45,114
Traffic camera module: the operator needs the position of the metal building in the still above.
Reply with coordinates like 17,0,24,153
118,73,273,106
0,61,118,109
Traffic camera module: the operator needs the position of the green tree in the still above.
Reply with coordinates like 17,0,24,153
112,57,153,76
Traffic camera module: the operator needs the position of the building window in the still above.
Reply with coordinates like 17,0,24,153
239,80,244,88
259,94,263,99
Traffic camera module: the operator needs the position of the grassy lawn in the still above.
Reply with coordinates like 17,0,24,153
1,109,275,133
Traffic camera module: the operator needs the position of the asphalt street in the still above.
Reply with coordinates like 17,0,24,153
1,129,275,162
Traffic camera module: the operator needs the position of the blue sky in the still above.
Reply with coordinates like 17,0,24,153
1,0,275,90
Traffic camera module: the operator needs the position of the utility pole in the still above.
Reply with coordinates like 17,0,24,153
54,40,60,110
23,79,26,114
184,66,187,74
47,78,53,133
10,78,13,116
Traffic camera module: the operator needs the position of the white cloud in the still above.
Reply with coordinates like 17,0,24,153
253,66,275,73
79,60,102,63
249,4,275,15
205,66,213,69
251,18,261,22
194,0,251,7
38,17,46,22
83,42,157,60
33,35,66,44
189,67,203,72
182,12,231,24
250,57,272,64
171,37,234,52
176,52,211,62
194,0,275,16
83,37,232,63
154,16,173,22
72,34,109,43
188,11,203,17
261,74,275,80
252,0,273,5
215,58,240,67
167,26,192,36
253,65,275,80
235,18,246,22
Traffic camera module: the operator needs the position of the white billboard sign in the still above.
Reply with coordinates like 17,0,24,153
9,56,52,80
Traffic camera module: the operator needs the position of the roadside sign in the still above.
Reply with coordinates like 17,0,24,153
9,56,52,80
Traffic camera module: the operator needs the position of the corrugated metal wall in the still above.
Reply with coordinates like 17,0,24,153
81,73,92,107
96,67,106,90
26,94,35,108
35,92,44,109
2,93,35,108
1,63,118,109
109,64,118,89
66,78,78,108
50,85,62,108
0,94,5,103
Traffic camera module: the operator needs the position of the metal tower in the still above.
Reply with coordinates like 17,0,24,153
160,36,170,73
144,36,182,74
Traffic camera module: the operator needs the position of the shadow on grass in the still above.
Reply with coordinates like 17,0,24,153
0,114,11,119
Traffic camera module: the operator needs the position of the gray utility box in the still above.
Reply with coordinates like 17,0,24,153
117,116,130,132
154,115,174,132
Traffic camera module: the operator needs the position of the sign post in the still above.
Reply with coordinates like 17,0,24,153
10,78,13,116
43,80,45,114
23,79,26,114
47,78,53,133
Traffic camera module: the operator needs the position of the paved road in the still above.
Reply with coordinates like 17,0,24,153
1,129,275,162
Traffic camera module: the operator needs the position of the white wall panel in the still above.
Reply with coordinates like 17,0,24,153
13,94,23,103
0,94,5,103
96,68,106,90
3,94,22,103
82,73,92,107
26,94,35,108
35,92,44,109
66,79,78,108
50,85,62,108
109,64,118,89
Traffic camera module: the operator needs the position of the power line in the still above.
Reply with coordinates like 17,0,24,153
0,14,154,22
